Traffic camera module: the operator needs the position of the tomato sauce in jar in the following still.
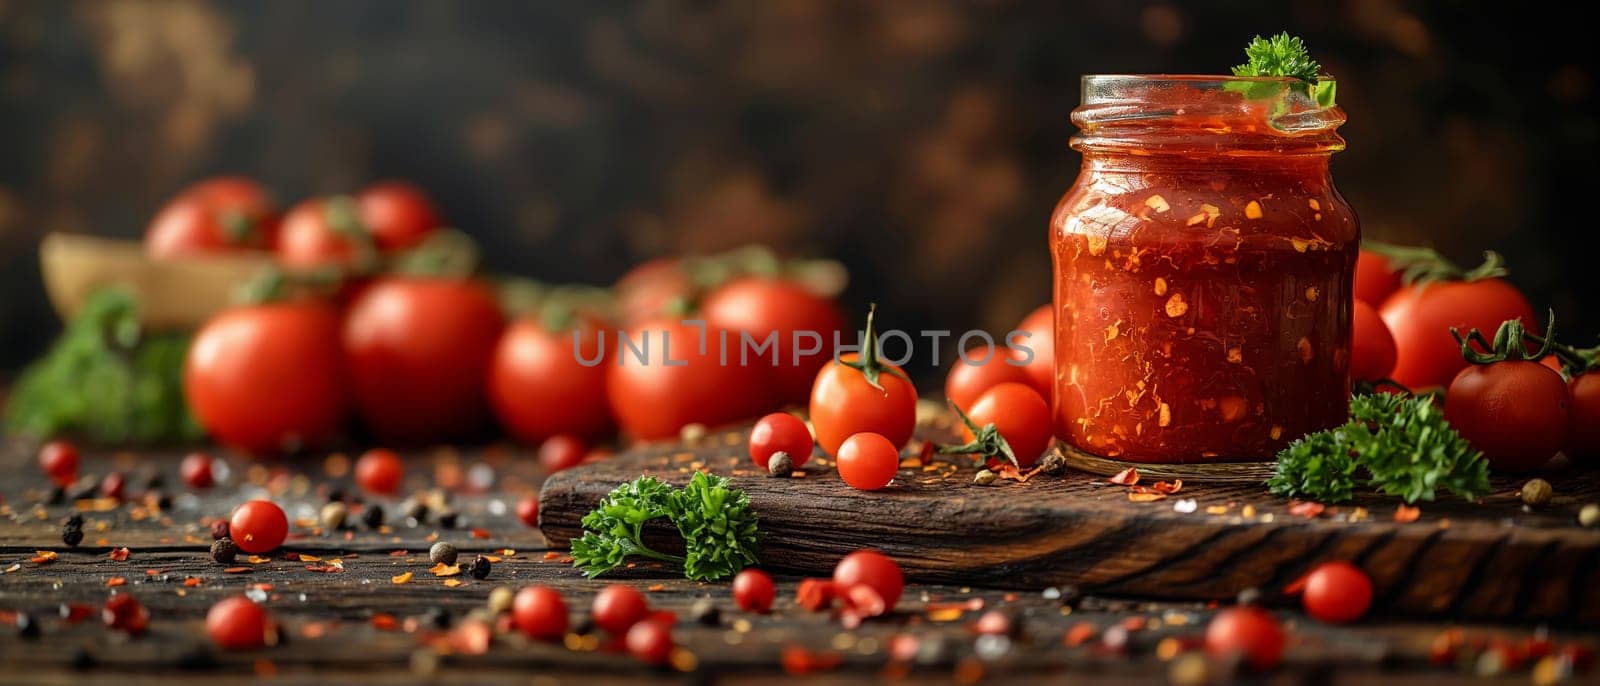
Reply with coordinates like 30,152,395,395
1051,76,1357,463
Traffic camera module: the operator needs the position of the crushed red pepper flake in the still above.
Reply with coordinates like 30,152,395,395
1395,504,1421,523
108,547,131,561
470,528,492,539
371,613,398,631
781,645,843,676
1108,468,1140,485
647,583,665,592
1289,501,1326,518
542,552,562,561
106,577,126,587
305,564,343,573
223,566,253,574
1128,492,1167,502
31,551,58,565
1151,480,1183,495
1064,622,1097,647
388,550,408,557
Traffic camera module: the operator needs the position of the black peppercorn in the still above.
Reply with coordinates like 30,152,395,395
426,607,451,630
211,537,238,564
15,612,40,639
62,526,84,547
66,513,84,529
326,487,346,504
402,498,429,525
210,519,230,540
437,510,460,529
690,597,721,626
469,555,491,580
47,486,65,505
362,504,385,529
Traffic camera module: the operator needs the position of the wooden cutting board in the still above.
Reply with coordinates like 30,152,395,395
539,420,1600,625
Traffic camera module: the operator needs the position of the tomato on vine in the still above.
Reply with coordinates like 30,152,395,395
1010,304,1055,399
1350,299,1397,382
146,176,279,258
1353,247,1403,306
1444,313,1568,472
487,311,612,444
941,382,1051,468
809,305,917,456
605,317,772,440
703,277,848,406
355,181,442,252
1526,326,1600,460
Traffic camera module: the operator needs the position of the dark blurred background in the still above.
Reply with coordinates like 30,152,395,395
2,0,1596,374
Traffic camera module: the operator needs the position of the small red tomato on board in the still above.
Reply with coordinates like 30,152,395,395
343,277,506,444
945,343,1035,411
1446,361,1568,473
354,449,404,495
592,584,651,634
355,181,441,252
832,550,904,611
835,433,900,491
275,197,360,270
1353,248,1403,307
1567,371,1600,459
964,382,1052,468
702,277,848,405
626,619,675,665
809,307,917,456
146,177,279,258
1350,299,1398,382
185,301,349,455
1205,606,1285,671
1298,561,1373,624
515,497,540,528
1376,251,1535,391
538,435,588,473
605,317,772,441
206,596,270,649
38,440,79,488
613,258,694,325
749,412,814,470
100,472,126,500
487,316,612,444
732,569,776,613
229,500,289,554
1010,304,1055,399
179,452,216,490
512,586,568,641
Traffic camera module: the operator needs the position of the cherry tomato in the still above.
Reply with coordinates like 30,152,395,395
1354,248,1403,307
1011,304,1055,399
229,500,289,554
809,358,916,457
592,584,651,634
1567,372,1600,459
832,550,904,611
516,496,540,527
606,317,772,440
1350,299,1398,382
206,596,270,649
38,440,79,488
343,277,505,443
945,343,1035,411
185,301,348,455
749,412,813,470
354,448,405,495
180,452,216,490
1445,361,1568,472
1300,561,1373,624
487,317,611,444
626,618,675,665
538,435,588,473
146,176,278,258
965,382,1052,467
355,181,441,251
733,569,776,613
1380,279,1535,391
1205,606,1285,671
512,586,568,641
702,277,848,405
614,258,694,325
100,472,125,501
835,433,900,491
276,198,355,269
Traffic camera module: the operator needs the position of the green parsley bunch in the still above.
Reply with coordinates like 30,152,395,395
570,472,761,581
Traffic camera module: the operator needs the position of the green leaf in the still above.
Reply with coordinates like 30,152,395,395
672,472,761,582
1232,32,1322,82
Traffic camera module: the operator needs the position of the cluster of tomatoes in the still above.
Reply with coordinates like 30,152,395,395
1204,560,1372,671
1352,245,1599,472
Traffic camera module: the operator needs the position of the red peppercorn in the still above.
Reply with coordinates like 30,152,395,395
732,569,776,613
103,593,149,635
354,448,404,495
538,434,588,473
100,472,126,501
592,584,651,635
515,496,540,528
38,440,79,488
512,586,568,641
180,452,216,490
626,619,675,665
206,596,270,649
229,500,289,554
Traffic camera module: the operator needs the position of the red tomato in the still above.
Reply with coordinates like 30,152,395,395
733,569,776,613
592,584,651,634
625,619,675,665
512,586,568,640
702,277,848,405
276,198,355,269
229,500,288,554
343,277,505,443
945,343,1034,411
356,181,441,251
965,382,1052,467
146,177,278,257
1353,248,1403,306
749,412,814,470
185,301,349,455
1011,305,1055,399
606,317,772,440
614,258,693,324
835,432,900,491
810,356,917,457
1300,561,1373,624
206,596,270,650
1350,300,1398,382
1444,361,1568,472
538,435,588,473
100,472,125,500
1205,606,1285,671
1380,279,1535,390
1568,372,1600,459
179,452,216,490
832,550,903,611
354,448,404,495
38,440,79,488
515,496,540,527
487,316,612,443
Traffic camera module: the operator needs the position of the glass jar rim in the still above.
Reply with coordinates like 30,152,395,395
1072,73,1345,150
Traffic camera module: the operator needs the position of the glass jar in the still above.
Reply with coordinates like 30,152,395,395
1051,75,1358,463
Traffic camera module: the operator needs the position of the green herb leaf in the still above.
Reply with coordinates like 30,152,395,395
1232,32,1322,82
569,474,760,581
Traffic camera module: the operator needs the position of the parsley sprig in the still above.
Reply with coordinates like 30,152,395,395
570,472,760,581
1228,32,1336,107
1268,394,1489,504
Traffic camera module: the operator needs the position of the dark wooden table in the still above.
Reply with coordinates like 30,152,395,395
1,432,1596,685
